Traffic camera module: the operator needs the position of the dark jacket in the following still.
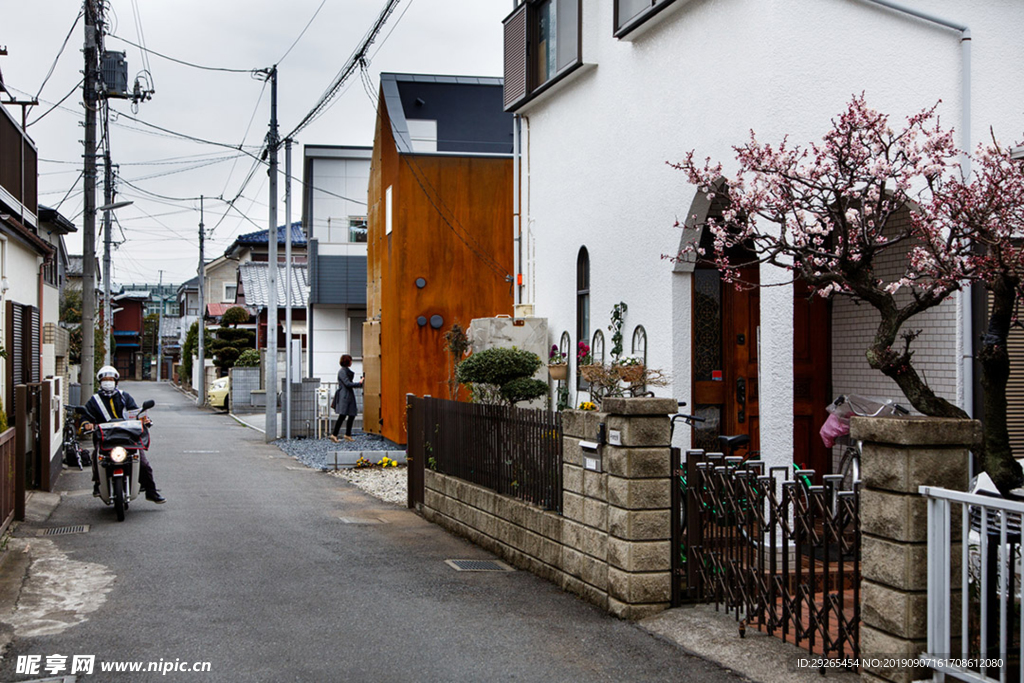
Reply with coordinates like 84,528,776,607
332,367,362,416
84,389,139,424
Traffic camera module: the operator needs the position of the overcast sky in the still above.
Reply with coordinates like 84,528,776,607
1,0,509,286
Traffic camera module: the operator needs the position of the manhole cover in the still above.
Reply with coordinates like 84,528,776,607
39,525,89,536
445,559,514,572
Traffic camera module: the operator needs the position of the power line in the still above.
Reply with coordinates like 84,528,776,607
34,10,84,100
107,34,254,74
285,0,404,140
277,0,328,65
27,78,84,127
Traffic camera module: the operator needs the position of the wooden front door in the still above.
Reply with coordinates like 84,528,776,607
691,268,830,474
793,281,831,477
692,267,759,456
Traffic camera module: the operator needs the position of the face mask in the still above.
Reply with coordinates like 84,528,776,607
100,380,116,393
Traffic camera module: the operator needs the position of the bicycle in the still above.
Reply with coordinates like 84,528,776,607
824,394,909,491
62,405,91,470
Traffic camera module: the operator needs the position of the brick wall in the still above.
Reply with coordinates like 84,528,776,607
830,208,959,468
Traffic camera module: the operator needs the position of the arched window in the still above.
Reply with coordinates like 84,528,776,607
576,246,590,353
576,247,590,385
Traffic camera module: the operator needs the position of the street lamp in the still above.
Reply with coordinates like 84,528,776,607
100,199,133,366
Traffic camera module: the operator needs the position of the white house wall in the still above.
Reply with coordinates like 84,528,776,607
523,0,1024,464
311,305,363,384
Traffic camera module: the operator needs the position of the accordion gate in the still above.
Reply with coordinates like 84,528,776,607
673,449,861,664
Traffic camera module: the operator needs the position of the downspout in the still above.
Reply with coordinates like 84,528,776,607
513,114,522,306
859,0,975,418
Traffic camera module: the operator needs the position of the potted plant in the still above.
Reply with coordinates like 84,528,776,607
578,341,603,382
548,344,568,381
613,355,645,384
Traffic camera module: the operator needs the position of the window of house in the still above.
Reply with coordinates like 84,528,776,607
224,284,237,303
503,0,581,110
576,247,590,380
348,217,368,243
349,312,366,358
614,0,678,37
43,258,58,287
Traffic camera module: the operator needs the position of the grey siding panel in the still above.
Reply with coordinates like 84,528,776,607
317,255,366,305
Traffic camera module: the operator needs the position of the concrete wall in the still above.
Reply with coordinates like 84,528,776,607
421,397,675,620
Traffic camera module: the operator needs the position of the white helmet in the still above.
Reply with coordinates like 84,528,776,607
97,365,119,381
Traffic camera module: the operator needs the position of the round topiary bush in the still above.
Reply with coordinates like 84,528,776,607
455,347,545,407
235,349,261,367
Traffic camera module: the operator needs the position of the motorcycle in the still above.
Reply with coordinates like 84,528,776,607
78,399,155,521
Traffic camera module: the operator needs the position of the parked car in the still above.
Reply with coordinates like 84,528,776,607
208,376,230,411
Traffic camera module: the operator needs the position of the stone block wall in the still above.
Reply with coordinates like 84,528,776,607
854,416,977,683
229,367,261,412
421,397,676,620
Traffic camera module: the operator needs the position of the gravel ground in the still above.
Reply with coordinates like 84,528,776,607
274,434,407,506
328,466,407,506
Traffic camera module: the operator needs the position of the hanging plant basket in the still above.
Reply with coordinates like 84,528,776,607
614,364,645,384
580,364,604,383
548,364,568,381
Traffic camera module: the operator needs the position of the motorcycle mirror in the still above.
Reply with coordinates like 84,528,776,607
142,400,155,411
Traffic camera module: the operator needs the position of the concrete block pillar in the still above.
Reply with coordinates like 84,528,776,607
564,397,676,620
853,416,978,683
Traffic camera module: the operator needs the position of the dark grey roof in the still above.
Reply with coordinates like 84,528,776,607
381,73,512,156
177,275,199,294
238,262,308,309
38,206,77,234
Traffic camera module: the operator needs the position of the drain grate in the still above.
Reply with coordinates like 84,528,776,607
39,525,89,536
445,559,514,572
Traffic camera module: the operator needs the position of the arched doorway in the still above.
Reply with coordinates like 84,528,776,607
681,189,831,476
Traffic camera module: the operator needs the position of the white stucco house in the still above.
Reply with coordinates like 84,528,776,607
504,0,1024,477
301,145,371,385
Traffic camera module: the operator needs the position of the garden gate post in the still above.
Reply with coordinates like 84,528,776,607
854,416,978,683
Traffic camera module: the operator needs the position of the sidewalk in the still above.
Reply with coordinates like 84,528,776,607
639,605,860,683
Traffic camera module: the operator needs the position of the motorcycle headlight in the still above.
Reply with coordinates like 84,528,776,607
110,446,128,464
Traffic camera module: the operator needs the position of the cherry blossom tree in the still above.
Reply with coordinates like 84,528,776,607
672,94,1024,494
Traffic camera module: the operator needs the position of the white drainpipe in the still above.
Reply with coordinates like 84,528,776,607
859,0,974,417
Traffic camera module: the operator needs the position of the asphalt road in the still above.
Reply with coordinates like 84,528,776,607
0,381,741,682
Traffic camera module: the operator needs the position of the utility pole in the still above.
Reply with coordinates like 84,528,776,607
264,66,279,442
284,138,292,440
197,197,206,406
102,143,113,366
156,270,164,382
81,0,101,397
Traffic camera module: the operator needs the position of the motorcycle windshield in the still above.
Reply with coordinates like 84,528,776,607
97,420,148,449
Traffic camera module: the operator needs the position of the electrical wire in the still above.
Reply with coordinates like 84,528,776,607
26,79,84,127
285,0,403,140
129,0,154,84
278,0,328,65
107,34,253,74
34,10,84,100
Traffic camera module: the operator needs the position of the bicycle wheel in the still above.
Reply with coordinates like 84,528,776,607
838,444,860,491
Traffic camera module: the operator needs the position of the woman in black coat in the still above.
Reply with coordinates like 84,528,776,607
330,354,363,442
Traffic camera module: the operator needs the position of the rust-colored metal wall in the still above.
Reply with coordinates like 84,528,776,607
366,92,513,444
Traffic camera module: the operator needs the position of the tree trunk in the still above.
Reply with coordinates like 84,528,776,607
866,310,967,420
979,276,1023,496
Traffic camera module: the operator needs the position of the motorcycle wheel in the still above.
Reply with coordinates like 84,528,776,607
113,479,125,522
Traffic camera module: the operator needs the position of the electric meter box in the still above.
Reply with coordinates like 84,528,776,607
101,51,129,98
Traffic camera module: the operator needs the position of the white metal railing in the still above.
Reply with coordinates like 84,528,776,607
920,485,1022,683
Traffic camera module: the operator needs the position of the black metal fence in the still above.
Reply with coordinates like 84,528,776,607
406,396,563,513
673,449,860,664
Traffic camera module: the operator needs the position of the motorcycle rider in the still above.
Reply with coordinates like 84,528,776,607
80,366,166,504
